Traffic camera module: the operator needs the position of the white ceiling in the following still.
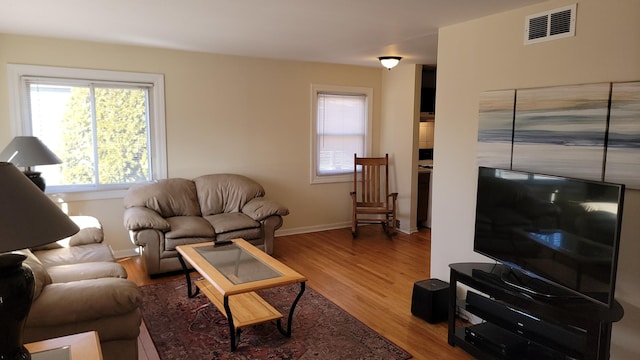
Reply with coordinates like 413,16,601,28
0,0,545,67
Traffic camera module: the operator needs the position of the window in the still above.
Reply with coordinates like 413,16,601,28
7,64,166,199
311,84,372,184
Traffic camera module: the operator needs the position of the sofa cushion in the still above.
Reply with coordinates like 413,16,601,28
124,178,201,217
165,216,215,239
194,174,265,215
215,228,263,241
205,213,260,234
164,237,215,253
34,243,115,268
16,249,51,301
47,262,128,283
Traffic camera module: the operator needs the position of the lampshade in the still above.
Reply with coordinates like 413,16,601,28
378,56,402,70
0,162,78,252
0,136,62,168
0,136,62,191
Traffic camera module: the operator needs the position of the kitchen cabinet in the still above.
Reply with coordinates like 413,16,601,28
418,122,434,149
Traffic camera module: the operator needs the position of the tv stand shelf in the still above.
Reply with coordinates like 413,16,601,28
448,263,623,360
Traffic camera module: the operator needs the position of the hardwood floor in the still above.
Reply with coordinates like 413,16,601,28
120,225,473,360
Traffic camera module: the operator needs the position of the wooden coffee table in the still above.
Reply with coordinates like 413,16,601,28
176,239,306,351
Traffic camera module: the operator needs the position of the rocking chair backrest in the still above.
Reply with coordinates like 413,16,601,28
353,154,390,208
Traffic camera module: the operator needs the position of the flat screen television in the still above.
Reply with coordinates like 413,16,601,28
473,166,625,308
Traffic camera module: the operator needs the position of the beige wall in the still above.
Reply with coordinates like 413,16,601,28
0,34,385,255
432,0,640,358
380,63,422,231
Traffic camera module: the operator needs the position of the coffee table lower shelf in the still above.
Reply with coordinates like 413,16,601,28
195,279,283,327
177,240,306,351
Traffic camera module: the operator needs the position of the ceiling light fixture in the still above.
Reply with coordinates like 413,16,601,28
378,56,402,70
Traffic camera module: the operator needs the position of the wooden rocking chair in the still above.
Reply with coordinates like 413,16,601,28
350,153,398,238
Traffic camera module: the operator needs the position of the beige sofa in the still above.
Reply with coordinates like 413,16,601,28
123,173,289,276
22,216,141,360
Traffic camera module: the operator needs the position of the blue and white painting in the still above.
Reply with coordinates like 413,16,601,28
605,82,640,189
477,90,515,169
512,83,610,181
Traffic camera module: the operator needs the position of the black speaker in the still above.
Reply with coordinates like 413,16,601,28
411,278,449,323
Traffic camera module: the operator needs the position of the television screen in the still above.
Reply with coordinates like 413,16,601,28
474,167,625,308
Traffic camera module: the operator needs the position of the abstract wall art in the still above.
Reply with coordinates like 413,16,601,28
477,81,640,189
512,83,610,181
605,81,640,189
477,90,515,169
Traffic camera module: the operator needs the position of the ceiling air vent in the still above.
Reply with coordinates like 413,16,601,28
524,4,576,44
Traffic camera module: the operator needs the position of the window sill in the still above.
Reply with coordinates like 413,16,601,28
311,174,352,184
48,188,127,202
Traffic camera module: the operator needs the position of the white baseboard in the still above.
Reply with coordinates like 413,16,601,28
276,222,413,236
113,222,417,259
275,221,351,236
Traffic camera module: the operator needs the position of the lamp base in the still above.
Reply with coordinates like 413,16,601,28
23,171,46,192
0,253,34,360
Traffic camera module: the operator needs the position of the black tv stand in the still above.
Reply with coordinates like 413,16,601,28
449,263,624,360
474,266,584,302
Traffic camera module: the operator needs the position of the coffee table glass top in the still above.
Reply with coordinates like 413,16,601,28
177,239,306,296
195,243,281,284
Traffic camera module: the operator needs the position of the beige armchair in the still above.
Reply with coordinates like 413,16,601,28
23,215,141,360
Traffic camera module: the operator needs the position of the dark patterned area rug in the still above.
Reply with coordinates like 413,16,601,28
140,278,412,360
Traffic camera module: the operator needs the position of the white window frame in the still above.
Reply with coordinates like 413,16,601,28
6,64,167,201
310,84,373,184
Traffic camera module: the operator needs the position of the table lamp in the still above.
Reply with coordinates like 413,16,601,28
0,136,62,191
0,162,79,359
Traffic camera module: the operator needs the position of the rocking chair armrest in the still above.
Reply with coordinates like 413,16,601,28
388,192,399,200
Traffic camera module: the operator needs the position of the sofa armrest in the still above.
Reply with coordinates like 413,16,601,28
66,215,104,246
124,207,170,231
261,215,284,254
32,215,104,250
27,278,141,327
242,197,289,221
